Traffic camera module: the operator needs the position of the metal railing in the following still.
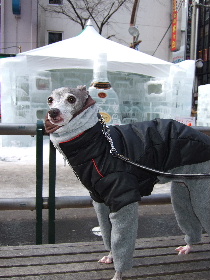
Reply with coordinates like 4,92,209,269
0,122,209,244
0,121,97,244
0,121,46,244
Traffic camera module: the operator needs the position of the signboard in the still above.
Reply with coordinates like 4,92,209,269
172,46,185,63
175,117,196,126
12,0,21,15
0,54,16,58
171,0,178,51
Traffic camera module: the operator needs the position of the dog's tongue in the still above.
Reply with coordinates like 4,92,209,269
44,95,96,134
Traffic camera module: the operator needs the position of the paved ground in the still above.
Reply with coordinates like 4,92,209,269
0,204,183,246
0,144,183,247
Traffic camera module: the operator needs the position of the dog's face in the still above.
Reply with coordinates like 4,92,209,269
48,85,89,126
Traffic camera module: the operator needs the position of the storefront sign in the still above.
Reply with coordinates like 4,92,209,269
171,0,178,51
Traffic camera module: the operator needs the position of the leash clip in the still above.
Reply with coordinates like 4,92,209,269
110,148,118,157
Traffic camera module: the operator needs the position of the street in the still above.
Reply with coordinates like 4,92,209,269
0,204,183,246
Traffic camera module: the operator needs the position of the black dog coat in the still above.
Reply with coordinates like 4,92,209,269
58,118,210,212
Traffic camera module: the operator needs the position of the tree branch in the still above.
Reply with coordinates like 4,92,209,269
39,0,132,36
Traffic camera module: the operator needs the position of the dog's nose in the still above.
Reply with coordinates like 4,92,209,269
49,108,60,118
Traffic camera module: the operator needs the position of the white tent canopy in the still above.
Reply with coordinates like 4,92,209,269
18,20,172,77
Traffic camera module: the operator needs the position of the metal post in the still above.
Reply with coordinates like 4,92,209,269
48,140,56,244
36,120,44,244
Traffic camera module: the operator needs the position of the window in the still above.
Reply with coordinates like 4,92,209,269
48,32,63,44
147,83,162,95
49,0,62,4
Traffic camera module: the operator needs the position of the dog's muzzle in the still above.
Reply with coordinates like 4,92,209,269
49,108,60,118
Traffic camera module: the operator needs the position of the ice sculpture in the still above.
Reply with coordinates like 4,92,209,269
88,53,121,125
0,55,195,146
197,84,210,127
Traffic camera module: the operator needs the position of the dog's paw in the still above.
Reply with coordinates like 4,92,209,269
111,271,122,280
98,255,113,264
175,245,192,255
98,251,113,264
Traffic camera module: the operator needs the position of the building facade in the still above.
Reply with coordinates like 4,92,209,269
2,1,208,66
0,0,38,54
0,0,173,61
196,0,210,86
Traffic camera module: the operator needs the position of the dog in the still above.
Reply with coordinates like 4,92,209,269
45,85,210,280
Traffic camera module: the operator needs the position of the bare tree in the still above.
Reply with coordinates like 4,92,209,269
39,0,133,38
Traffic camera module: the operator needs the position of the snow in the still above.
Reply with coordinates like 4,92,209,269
0,137,170,198
0,139,64,165
0,138,90,198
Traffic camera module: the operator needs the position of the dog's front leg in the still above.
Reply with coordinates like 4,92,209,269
175,244,192,255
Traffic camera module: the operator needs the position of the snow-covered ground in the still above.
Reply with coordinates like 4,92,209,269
0,138,171,198
0,138,90,198
0,139,62,165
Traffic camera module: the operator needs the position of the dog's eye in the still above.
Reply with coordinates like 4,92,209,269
67,96,76,104
48,97,53,104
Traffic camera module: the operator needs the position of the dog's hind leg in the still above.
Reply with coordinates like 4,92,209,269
185,162,210,244
171,181,203,254
171,160,210,255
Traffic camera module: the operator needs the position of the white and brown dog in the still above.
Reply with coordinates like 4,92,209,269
45,86,210,280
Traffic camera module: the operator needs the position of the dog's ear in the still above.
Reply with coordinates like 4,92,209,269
77,85,89,100
77,85,87,92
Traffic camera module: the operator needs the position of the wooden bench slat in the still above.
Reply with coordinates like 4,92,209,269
0,235,209,279
0,246,209,268
0,234,208,258
1,260,209,280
